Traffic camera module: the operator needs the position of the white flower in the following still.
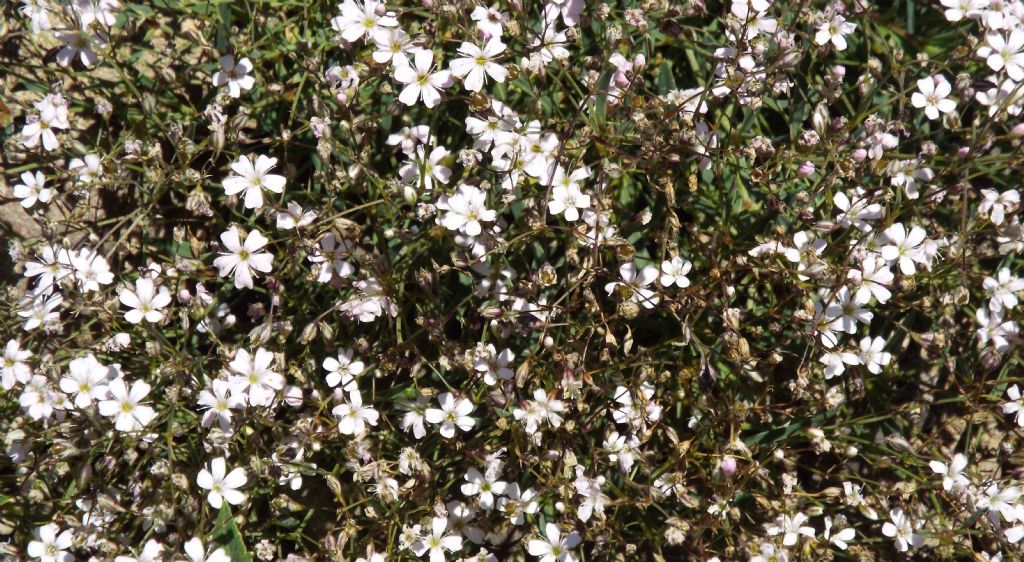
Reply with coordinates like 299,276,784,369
984,267,1024,311
939,0,986,21
184,537,230,562
98,378,156,432
979,188,1020,226
880,223,927,275
910,75,956,120
881,508,923,552
115,539,163,562
825,286,873,334
394,49,453,108
765,512,815,547
308,233,355,283
222,154,286,210
847,256,893,304
59,354,110,408
660,257,692,288
323,348,364,391
527,523,582,562
573,467,608,522
213,226,274,289
461,465,508,511
12,171,52,208
471,6,509,37
21,94,69,152
439,184,496,236
976,306,1019,352
410,517,463,562
1003,384,1024,426
119,277,172,324
56,30,104,68
212,54,255,98
387,124,431,155
18,293,63,332
546,166,592,221
834,189,882,231
749,543,788,562
197,379,245,431
69,247,114,292
69,154,102,184
372,27,415,66
400,145,452,192
819,350,859,380
929,453,970,492
27,523,73,562
332,389,380,436
197,457,248,509
605,262,660,309
228,348,284,407
1,340,32,390
814,15,857,51
331,0,397,43
980,31,1024,81
449,38,507,92
857,336,891,374
425,392,476,438
823,516,856,550
74,0,120,27
276,201,317,230
976,483,1021,523
473,344,514,385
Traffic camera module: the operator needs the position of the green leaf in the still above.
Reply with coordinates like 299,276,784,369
591,68,614,128
212,504,252,562
656,60,677,95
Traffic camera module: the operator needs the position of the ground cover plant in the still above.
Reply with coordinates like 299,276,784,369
2,0,1024,560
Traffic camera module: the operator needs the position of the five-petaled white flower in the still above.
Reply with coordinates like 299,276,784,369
425,392,476,438
197,457,248,509
332,389,380,436
59,354,110,408
323,348,364,391
1004,384,1024,427
929,452,970,492
228,347,285,407
439,184,497,236
98,378,156,432
881,508,924,552
659,257,693,288
212,54,256,98
546,166,592,221
222,154,286,210
605,262,660,309
27,523,73,562
410,517,463,562
911,75,957,120
12,171,52,209
331,0,398,43
213,226,274,289
119,277,172,324
394,49,453,108
527,523,582,562
2,339,32,390
814,14,857,51
449,37,508,92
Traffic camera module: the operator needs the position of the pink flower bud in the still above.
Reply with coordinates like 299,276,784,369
832,65,846,78
958,146,970,158
852,148,867,161
374,2,386,15
1013,123,1024,136
797,161,815,177
719,455,737,475
177,289,192,303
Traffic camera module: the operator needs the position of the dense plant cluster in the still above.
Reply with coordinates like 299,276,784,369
3,0,1024,560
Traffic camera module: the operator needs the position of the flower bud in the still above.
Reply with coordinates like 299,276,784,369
797,161,816,177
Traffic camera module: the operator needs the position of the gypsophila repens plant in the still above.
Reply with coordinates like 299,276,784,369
3,0,1024,560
